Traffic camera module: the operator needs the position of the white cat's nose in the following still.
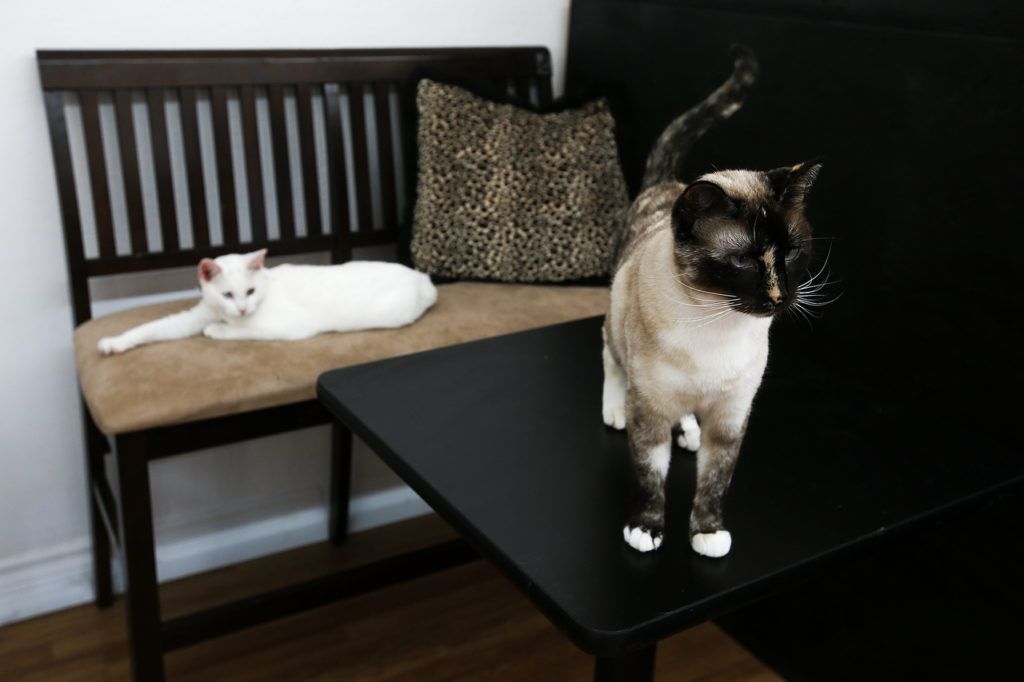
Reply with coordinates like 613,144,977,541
238,307,248,316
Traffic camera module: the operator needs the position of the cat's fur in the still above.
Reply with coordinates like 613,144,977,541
603,46,825,557
98,250,437,354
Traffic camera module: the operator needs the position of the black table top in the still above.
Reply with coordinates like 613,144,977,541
317,316,1023,656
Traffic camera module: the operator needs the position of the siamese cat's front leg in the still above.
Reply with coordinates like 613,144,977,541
688,388,756,558
623,391,675,552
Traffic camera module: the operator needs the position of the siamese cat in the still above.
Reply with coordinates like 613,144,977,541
98,250,437,354
604,46,828,557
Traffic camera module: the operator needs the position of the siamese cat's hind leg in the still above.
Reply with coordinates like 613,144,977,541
602,343,627,430
623,394,674,552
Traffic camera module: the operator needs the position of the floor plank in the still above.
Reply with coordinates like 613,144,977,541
0,515,780,681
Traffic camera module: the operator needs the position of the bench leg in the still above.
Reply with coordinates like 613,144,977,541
594,644,657,682
329,422,353,545
115,433,165,682
83,406,114,608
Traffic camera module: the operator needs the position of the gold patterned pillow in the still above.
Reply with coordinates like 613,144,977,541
411,79,629,283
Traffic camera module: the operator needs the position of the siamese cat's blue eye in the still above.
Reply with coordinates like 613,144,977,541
246,288,255,296
223,292,233,299
785,247,801,262
729,255,752,268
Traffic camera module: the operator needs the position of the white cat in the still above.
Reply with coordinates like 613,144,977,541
97,249,437,355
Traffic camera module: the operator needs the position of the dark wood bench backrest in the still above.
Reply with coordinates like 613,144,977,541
38,48,553,325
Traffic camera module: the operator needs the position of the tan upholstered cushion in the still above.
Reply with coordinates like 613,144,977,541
74,282,608,434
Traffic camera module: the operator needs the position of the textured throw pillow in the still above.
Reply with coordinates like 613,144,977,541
411,79,629,283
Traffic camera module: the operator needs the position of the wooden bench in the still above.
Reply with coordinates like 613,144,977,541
38,48,608,681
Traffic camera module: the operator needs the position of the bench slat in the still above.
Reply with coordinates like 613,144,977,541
295,84,323,236
373,82,399,231
79,91,117,258
114,90,149,254
239,85,267,244
322,83,351,245
347,83,373,233
178,88,210,249
268,85,296,240
146,88,180,252
210,86,239,246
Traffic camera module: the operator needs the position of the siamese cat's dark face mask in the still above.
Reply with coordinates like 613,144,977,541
671,162,825,318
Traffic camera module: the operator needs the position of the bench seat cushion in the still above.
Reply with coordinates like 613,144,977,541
74,281,608,434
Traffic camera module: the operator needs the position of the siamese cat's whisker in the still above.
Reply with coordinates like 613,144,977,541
798,291,844,307
786,302,814,329
797,273,839,295
792,299,822,319
663,295,736,309
674,303,739,323
675,279,739,301
690,309,737,328
660,290,736,311
801,247,832,288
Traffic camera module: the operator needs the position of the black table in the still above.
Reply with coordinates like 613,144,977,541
317,316,1023,681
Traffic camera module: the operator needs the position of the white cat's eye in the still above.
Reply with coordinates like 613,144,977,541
246,288,255,296
785,247,801,262
729,255,753,268
223,292,234,299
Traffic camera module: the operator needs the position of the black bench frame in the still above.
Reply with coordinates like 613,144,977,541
38,48,553,681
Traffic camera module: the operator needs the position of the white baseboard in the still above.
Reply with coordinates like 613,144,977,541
0,484,430,627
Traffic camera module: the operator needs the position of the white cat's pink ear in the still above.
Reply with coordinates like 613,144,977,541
198,258,221,282
247,249,268,271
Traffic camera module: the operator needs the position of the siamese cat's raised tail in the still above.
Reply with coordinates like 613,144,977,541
640,45,759,191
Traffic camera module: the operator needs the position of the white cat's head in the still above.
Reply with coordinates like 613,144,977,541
198,249,268,319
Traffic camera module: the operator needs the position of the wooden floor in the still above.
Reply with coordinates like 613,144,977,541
0,515,780,681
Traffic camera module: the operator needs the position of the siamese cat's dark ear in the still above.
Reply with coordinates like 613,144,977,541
767,160,822,208
672,181,735,237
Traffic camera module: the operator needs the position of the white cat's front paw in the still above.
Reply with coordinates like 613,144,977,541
203,323,232,340
603,401,626,430
98,336,130,355
677,414,701,451
691,530,731,558
623,525,663,552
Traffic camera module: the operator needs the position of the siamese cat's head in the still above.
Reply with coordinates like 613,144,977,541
198,249,268,319
671,162,822,317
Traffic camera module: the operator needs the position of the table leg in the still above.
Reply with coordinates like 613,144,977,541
594,644,656,682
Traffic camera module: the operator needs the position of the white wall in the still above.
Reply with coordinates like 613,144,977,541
0,0,571,625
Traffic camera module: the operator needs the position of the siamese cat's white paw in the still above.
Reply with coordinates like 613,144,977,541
677,414,701,451
98,336,130,355
623,525,663,552
691,530,731,558
603,402,627,430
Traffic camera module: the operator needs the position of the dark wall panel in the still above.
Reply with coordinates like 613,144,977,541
567,1,1023,422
